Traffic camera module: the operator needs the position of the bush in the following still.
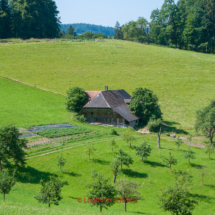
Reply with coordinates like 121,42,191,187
110,129,118,135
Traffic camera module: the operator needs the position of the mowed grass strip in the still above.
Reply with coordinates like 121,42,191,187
1,134,215,215
1,40,215,131
0,77,69,127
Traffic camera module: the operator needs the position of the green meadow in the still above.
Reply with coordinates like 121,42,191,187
1,135,215,215
0,77,69,127
1,40,215,131
1,39,215,214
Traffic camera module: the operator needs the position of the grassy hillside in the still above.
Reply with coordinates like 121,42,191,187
0,77,69,127
1,40,215,132
1,134,215,215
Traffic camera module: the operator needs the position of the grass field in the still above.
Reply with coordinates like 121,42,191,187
0,77,69,127
0,134,215,215
1,40,215,131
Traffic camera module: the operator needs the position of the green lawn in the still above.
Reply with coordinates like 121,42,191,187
1,40,215,131
0,134,215,215
0,77,69,127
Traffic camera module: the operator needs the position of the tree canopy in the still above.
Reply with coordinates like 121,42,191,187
0,124,27,171
129,88,162,125
87,170,117,212
195,100,215,143
114,0,215,53
34,177,67,207
66,87,88,113
0,0,61,39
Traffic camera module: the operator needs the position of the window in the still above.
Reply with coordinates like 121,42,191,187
119,118,123,123
91,112,93,115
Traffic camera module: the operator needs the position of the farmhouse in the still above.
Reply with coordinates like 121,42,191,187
79,86,139,127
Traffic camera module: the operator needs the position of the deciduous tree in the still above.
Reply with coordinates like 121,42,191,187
184,148,195,165
135,142,152,162
147,118,163,148
66,87,88,113
57,154,66,173
0,124,27,171
195,100,215,143
87,170,117,212
159,171,198,215
129,88,162,125
116,178,140,212
175,136,183,150
0,169,16,202
34,177,67,207
163,152,177,171
109,139,118,152
110,159,120,183
115,149,133,170
85,144,96,161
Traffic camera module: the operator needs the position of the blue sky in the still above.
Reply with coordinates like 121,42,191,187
55,0,178,27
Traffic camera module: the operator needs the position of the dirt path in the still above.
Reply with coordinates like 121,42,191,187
180,137,205,148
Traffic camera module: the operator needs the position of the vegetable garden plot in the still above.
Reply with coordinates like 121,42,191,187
28,124,75,132
35,127,91,138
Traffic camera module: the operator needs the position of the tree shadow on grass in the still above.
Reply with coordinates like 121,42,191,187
190,163,204,169
132,212,147,215
144,160,167,168
69,196,78,200
122,169,148,178
163,121,188,135
189,193,214,203
64,171,82,177
16,166,57,184
93,159,110,165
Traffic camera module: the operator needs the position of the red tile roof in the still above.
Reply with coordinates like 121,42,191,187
85,91,101,101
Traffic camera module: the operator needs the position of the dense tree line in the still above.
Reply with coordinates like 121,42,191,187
0,0,60,39
115,0,215,53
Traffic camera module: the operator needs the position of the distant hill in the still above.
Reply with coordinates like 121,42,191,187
61,23,114,36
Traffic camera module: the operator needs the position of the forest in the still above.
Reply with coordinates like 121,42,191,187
115,0,215,53
0,0,60,39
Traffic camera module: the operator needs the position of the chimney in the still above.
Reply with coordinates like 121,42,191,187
105,86,108,91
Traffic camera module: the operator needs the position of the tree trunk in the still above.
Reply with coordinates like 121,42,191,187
49,203,50,208
210,135,213,144
0,160,2,172
157,126,161,148
124,202,127,212
100,205,102,212
113,175,116,183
